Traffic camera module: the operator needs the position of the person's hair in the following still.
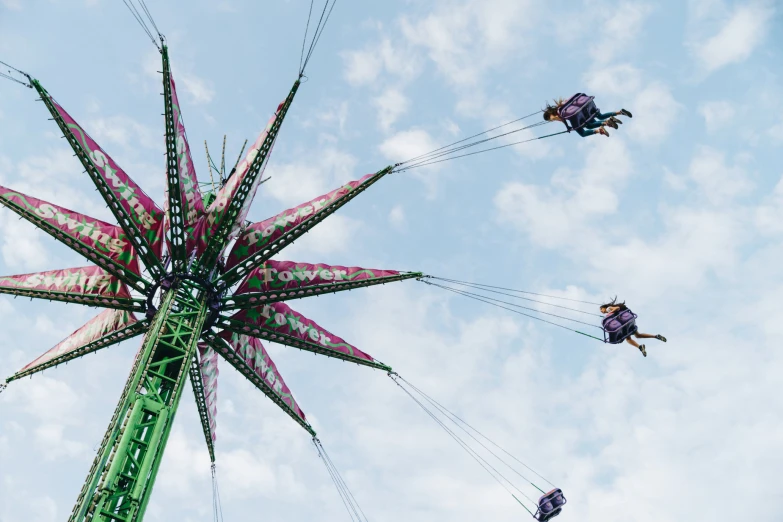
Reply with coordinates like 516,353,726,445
600,297,628,312
542,98,567,121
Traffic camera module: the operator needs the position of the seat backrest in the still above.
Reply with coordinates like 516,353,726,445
557,93,599,131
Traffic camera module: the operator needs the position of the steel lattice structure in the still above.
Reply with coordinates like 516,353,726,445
0,43,420,522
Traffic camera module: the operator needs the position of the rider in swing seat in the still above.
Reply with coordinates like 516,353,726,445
543,93,632,137
600,298,666,357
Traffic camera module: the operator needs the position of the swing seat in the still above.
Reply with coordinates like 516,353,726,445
557,93,600,132
535,488,566,521
602,309,638,344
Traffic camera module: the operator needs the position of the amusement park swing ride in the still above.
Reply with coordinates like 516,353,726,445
0,2,641,521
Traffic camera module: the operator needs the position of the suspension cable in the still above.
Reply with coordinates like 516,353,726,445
211,464,225,522
396,129,568,172
425,276,603,306
314,437,368,522
398,110,545,166
120,0,160,49
389,374,537,515
399,120,550,171
397,374,556,489
424,277,600,317
299,0,315,74
422,280,601,329
0,59,32,88
299,0,338,76
420,279,605,342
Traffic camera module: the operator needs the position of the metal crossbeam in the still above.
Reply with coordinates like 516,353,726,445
69,279,209,522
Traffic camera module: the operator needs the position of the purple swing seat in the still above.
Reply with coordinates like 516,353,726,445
602,309,638,344
535,488,567,521
557,93,600,132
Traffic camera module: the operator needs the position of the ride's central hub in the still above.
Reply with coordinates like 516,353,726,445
145,272,223,332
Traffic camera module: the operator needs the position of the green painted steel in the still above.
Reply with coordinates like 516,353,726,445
198,80,300,272
68,279,209,522
162,46,188,273
188,357,216,462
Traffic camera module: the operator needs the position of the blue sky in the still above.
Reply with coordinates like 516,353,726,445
1,1,782,521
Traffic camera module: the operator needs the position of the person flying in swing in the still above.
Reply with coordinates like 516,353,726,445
600,298,666,357
543,93,632,137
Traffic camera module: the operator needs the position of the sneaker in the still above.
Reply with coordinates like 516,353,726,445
620,109,633,118
609,116,623,125
655,334,667,342
597,127,610,137
638,344,647,357
605,119,619,129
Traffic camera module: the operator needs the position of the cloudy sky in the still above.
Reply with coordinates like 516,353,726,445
1,1,782,521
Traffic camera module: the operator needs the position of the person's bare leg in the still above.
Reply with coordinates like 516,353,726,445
635,332,667,342
634,332,656,339
626,337,646,356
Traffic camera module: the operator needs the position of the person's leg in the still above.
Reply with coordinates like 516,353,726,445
583,120,604,130
626,337,647,356
575,127,599,137
634,332,667,342
594,111,617,121
634,332,657,339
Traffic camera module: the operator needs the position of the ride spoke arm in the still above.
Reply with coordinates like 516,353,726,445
162,46,189,271
6,319,148,383
0,188,148,293
201,332,315,436
223,271,422,310
188,356,216,462
216,307,391,372
32,80,166,279
0,266,145,313
220,166,392,288
199,80,301,270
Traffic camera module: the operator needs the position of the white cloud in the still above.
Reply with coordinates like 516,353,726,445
399,0,535,87
628,83,681,144
388,205,406,229
585,63,643,98
373,88,410,131
379,129,439,165
1,0,22,10
754,174,783,235
699,100,736,132
589,3,654,64
341,38,421,87
692,3,773,72
178,71,215,105
495,138,633,249
86,115,158,151
264,148,358,207
688,145,753,204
